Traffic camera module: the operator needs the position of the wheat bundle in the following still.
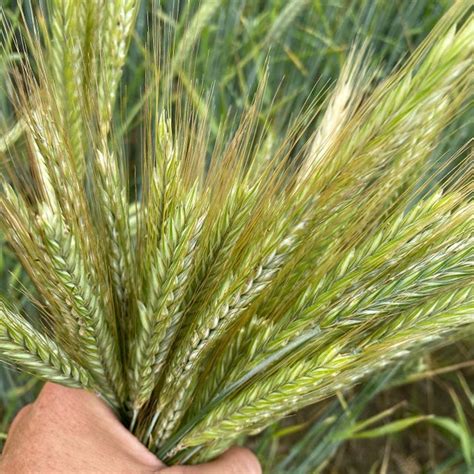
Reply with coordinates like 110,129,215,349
0,0,472,464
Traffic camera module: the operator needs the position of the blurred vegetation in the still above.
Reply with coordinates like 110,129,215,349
0,0,472,471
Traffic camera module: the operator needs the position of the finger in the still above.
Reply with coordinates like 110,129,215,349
33,382,120,430
163,447,262,474
8,404,33,433
35,383,164,469
1,404,33,454
37,382,111,414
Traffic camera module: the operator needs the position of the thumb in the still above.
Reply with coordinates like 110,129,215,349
162,447,261,474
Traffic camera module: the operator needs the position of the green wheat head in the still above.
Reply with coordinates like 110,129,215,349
0,0,472,464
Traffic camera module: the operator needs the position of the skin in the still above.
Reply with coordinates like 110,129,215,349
0,383,261,474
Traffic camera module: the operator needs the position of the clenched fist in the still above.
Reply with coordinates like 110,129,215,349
0,383,261,473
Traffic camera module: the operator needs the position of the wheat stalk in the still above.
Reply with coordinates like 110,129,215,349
169,0,223,77
37,204,123,405
265,0,310,44
143,114,183,249
188,232,473,438
180,184,260,317
153,218,305,443
0,300,93,390
0,185,82,347
95,147,134,308
152,214,205,379
49,0,85,175
190,315,275,418
0,119,25,153
177,285,473,453
266,222,473,359
99,0,138,132
129,188,199,413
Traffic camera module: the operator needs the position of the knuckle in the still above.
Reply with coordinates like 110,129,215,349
9,404,33,431
240,453,261,474
229,447,262,474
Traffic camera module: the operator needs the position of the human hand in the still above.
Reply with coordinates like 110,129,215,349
0,383,261,473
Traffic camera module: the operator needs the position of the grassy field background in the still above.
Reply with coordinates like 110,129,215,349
0,1,472,472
